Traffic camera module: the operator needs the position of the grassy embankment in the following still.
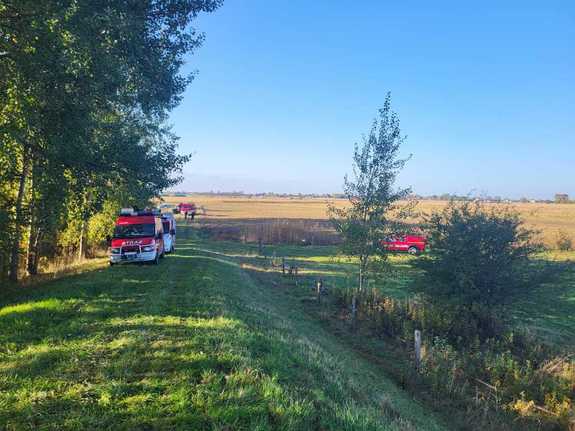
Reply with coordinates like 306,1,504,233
192,236,575,346
0,226,446,430
186,232,575,429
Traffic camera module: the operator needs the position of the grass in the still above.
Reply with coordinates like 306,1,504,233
194,236,575,348
512,252,575,345
180,234,575,429
0,226,446,430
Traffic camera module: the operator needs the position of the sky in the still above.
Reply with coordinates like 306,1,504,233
168,0,574,199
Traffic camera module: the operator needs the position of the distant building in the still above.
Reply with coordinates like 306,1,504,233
555,193,569,203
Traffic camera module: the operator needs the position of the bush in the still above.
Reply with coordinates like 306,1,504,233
333,287,575,429
415,200,541,311
331,198,573,428
556,231,573,251
87,200,121,247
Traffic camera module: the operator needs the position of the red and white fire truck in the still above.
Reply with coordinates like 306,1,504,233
109,209,165,265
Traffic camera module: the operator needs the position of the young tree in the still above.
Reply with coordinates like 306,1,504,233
330,93,411,290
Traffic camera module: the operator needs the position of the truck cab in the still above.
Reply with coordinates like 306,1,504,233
161,213,176,253
109,210,165,265
381,235,427,255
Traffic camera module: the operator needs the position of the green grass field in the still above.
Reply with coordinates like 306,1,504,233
191,236,575,347
0,226,446,431
2,224,573,430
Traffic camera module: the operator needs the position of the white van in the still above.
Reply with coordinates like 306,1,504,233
161,213,176,253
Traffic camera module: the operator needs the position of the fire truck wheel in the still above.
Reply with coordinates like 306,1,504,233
408,246,418,255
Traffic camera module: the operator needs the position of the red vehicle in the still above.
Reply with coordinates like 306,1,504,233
109,209,165,265
381,235,427,255
178,202,197,220
177,202,195,212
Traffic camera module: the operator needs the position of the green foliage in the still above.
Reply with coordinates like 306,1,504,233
416,200,541,309
87,199,121,247
556,231,573,251
330,93,411,288
0,0,222,280
334,286,574,429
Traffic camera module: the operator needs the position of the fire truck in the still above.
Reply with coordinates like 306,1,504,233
109,209,165,265
177,202,196,219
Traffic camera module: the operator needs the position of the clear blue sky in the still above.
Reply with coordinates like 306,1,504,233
169,0,574,199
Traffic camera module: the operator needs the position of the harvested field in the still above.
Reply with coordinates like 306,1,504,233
163,194,575,248
196,218,340,246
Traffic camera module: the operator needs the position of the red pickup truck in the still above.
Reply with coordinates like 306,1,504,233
381,235,427,255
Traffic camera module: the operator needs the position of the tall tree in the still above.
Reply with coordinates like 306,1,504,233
0,0,222,281
330,93,411,290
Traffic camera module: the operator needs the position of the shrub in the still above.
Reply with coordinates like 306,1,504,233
415,200,541,312
556,231,573,251
333,287,575,428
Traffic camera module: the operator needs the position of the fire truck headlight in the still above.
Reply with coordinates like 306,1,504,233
142,245,155,252
111,247,121,254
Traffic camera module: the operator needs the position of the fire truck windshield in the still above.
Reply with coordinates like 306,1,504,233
113,224,155,238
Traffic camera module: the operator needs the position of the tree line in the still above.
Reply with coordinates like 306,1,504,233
0,0,222,282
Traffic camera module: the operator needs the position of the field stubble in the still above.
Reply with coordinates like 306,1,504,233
164,194,575,248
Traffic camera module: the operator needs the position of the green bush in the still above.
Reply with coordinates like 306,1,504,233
556,231,573,251
333,286,574,429
87,199,121,247
416,200,541,310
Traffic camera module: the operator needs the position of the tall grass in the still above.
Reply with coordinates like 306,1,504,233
197,218,341,246
333,287,575,429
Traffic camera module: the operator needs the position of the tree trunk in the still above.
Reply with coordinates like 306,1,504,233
78,217,87,261
27,226,41,276
9,150,31,282
77,187,93,261
26,161,37,275
358,256,366,291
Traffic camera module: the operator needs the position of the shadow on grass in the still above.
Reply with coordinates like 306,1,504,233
0,236,431,430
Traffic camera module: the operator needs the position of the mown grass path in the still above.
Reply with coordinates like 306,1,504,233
0,227,446,431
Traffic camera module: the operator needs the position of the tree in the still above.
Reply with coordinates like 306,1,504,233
415,200,541,309
330,93,411,290
0,0,222,281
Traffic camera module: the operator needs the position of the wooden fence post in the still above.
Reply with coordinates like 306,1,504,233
414,329,422,370
316,279,323,303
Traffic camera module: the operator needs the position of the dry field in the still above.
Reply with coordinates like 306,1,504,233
162,194,575,247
